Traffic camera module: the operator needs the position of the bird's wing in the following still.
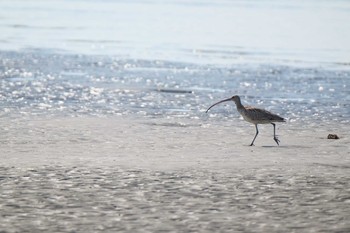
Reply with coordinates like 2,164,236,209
245,106,285,122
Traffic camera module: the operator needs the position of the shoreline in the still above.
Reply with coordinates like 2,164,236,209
1,115,348,171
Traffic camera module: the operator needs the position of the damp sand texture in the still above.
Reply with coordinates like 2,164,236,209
0,117,349,232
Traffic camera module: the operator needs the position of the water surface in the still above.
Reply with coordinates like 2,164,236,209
1,52,349,126
1,0,350,64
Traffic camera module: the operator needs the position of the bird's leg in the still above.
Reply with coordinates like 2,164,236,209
272,123,280,146
250,124,259,146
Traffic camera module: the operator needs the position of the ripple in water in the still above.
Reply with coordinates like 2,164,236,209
0,51,349,125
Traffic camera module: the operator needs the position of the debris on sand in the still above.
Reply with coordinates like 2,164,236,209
327,134,339,139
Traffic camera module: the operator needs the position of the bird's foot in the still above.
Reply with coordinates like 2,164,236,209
249,143,255,146
273,137,280,146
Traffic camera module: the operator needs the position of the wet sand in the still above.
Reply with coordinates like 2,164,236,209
0,116,349,232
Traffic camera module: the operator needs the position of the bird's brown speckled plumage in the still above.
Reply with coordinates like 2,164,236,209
206,95,285,146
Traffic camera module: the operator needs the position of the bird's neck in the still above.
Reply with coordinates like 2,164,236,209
234,100,244,110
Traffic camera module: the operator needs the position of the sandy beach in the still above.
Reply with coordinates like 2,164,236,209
1,116,349,232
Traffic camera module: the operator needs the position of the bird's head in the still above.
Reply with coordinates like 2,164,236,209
230,95,241,104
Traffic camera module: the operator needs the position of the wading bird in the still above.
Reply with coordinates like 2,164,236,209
206,95,285,146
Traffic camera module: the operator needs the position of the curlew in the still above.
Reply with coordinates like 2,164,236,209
206,95,285,146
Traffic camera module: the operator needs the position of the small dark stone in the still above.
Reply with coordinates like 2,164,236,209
327,134,339,139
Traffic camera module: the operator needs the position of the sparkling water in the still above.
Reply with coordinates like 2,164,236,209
1,0,350,124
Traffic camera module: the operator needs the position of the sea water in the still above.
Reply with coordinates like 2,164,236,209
1,0,350,124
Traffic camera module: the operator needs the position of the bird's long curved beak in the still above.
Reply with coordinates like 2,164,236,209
206,98,232,113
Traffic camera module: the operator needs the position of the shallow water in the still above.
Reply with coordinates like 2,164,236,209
1,51,350,126
1,0,350,125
